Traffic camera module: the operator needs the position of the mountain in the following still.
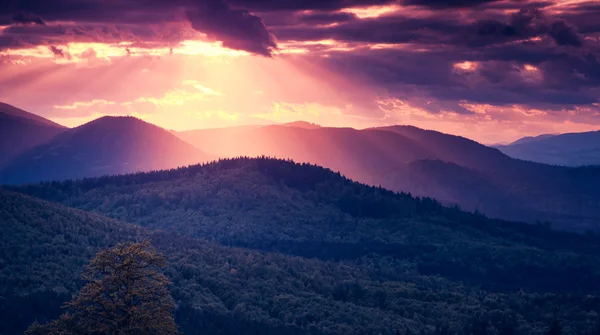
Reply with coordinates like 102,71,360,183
280,120,322,129
0,102,66,167
178,125,437,182
497,130,600,166
510,133,558,146
178,124,600,231
0,116,212,184
7,158,600,334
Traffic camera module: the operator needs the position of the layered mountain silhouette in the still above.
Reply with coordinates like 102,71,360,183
0,116,212,184
2,102,600,231
179,123,600,231
0,103,66,167
497,130,600,166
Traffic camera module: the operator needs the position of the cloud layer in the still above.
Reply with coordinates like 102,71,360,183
0,0,599,142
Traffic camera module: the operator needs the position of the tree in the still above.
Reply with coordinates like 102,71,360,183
26,241,178,335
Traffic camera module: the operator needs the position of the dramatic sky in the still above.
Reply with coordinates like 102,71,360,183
1,0,599,143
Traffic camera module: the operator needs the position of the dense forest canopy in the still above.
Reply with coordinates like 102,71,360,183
3,158,600,334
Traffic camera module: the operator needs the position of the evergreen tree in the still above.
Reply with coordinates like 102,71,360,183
25,241,178,335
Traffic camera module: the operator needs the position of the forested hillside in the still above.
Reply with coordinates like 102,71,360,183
4,182,600,335
13,158,600,293
3,158,600,332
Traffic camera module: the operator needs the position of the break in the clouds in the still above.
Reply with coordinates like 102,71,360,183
0,0,599,142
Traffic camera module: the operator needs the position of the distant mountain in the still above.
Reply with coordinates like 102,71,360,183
0,102,66,167
177,124,600,231
280,121,322,129
497,130,600,166
0,116,212,184
178,125,436,180
8,157,600,334
510,133,558,146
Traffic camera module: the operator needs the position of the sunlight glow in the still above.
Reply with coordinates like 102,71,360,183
0,40,248,65
523,64,539,72
277,40,359,54
341,4,401,19
54,99,116,110
453,61,478,71
196,110,240,121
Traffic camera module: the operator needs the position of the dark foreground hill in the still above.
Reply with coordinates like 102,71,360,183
178,125,600,231
0,116,211,184
7,158,600,334
497,130,600,166
0,102,66,167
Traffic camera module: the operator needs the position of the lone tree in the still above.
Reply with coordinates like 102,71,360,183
26,241,178,335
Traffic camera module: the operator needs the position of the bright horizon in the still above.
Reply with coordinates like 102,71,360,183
1,0,599,144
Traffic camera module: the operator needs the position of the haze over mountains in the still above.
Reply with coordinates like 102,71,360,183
2,102,600,231
0,114,212,184
179,124,600,231
496,130,600,166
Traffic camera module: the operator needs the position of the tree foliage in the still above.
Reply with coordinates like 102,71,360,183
25,241,178,335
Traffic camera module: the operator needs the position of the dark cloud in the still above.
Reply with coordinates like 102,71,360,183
402,0,500,8
304,35,599,109
274,13,462,44
297,12,358,24
48,46,72,60
185,1,277,56
470,8,586,48
12,12,45,25
228,0,397,11
548,20,583,47
0,0,277,55
273,6,588,51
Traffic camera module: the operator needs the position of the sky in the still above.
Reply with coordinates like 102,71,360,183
1,0,599,144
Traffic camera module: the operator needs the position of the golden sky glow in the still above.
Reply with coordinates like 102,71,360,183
341,4,402,18
1,0,599,144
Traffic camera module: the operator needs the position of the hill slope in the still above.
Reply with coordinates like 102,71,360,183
497,130,600,166
6,159,600,334
0,116,212,184
0,102,66,167
13,157,600,292
178,124,600,231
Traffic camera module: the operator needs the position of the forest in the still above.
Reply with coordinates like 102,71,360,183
3,157,600,334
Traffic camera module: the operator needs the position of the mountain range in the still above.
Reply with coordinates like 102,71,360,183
3,101,600,334
4,157,600,334
0,102,66,167
0,114,212,184
2,102,600,231
179,124,600,231
496,130,600,166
